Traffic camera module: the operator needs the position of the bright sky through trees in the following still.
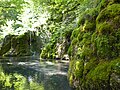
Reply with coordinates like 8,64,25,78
0,0,49,37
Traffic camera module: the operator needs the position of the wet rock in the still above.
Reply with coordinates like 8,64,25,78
0,31,42,56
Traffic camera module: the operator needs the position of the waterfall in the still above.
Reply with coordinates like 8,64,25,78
29,31,36,56
30,31,31,46
29,31,32,53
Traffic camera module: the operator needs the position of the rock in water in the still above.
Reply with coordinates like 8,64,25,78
0,31,42,57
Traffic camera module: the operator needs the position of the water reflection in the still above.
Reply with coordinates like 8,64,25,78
0,57,72,90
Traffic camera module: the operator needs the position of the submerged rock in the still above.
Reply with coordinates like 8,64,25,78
0,31,42,56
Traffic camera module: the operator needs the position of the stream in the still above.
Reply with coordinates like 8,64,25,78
0,56,73,90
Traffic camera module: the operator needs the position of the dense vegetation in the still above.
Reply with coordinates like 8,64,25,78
0,0,120,89
39,0,120,89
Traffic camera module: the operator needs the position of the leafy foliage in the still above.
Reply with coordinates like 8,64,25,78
0,66,44,90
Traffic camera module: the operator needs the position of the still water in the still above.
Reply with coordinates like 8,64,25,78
0,56,72,90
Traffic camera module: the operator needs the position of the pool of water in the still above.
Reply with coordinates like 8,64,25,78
0,56,73,90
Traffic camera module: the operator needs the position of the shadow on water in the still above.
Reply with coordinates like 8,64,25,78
0,56,74,90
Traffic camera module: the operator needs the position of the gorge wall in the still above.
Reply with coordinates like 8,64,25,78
40,0,120,89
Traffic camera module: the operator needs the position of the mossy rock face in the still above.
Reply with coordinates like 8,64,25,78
96,4,120,23
70,28,80,40
78,8,98,26
96,4,120,35
0,35,14,55
93,4,120,59
12,33,31,56
83,21,96,32
68,58,120,89
0,31,42,57
68,60,84,88
96,22,114,35
85,58,120,90
68,1,120,90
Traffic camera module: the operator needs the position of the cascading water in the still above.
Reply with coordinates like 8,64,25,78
29,30,33,55
29,30,36,56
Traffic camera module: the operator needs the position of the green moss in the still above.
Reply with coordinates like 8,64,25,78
94,11,120,58
97,0,110,11
77,32,84,42
71,38,78,45
77,46,93,60
96,22,114,34
78,13,85,26
96,4,120,23
86,62,110,89
92,31,120,59
110,58,120,74
83,21,96,32
40,43,52,59
96,0,120,12
0,35,13,56
70,28,80,40
0,32,36,56
108,0,120,5
83,57,98,76
67,45,73,56
113,16,120,29
11,36,17,49
78,8,98,26
88,61,110,81
96,35,111,59
85,8,99,22
74,60,84,78
110,58,120,89
64,29,73,40
68,60,84,87
68,60,75,86
67,0,120,89
84,58,120,89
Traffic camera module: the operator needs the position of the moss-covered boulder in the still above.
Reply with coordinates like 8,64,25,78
84,58,120,90
68,58,120,90
67,1,120,90
0,35,14,56
0,31,42,56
